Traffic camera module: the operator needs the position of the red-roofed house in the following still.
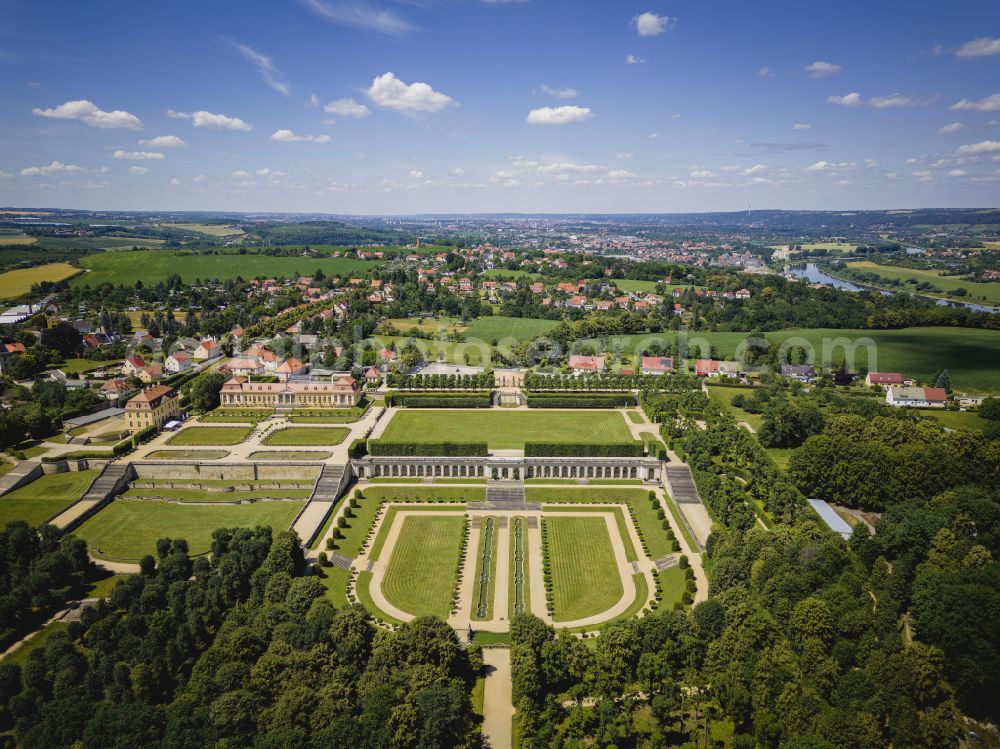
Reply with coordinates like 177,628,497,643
695,359,721,376
568,355,606,374
641,356,673,375
865,372,905,388
194,340,221,360
886,386,949,408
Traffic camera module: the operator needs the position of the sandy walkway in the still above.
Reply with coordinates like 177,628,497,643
526,521,550,623
482,648,514,749
449,524,480,628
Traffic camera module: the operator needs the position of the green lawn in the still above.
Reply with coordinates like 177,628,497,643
362,486,486,504
543,505,638,562
381,514,464,618
471,517,499,621
247,450,332,461
846,260,1000,307
263,427,349,446
323,493,385,556
84,572,130,599
919,410,989,433
462,316,559,342
57,358,119,375
708,386,763,429
314,565,351,609
146,449,229,460
626,410,644,424
379,410,635,450
167,427,250,446
509,516,530,618
546,516,623,622
122,488,312,501
75,499,304,560
0,470,98,527
71,249,381,287
658,565,687,609
1,621,71,667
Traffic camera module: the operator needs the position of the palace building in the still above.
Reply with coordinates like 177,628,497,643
125,384,180,432
220,375,362,409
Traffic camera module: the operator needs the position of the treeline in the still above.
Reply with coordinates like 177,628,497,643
384,392,492,408
385,373,493,390
0,527,482,748
367,441,488,457
525,392,636,408
524,372,703,392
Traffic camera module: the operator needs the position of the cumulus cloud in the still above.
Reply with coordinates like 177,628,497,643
804,61,841,77
270,129,331,143
793,122,811,130
128,166,148,175
757,66,773,77
526,105,592,125
408,170,423,178
957,140,1000,154
366,72,454,113
951,93,1000,112
224,38,290,95
937,122,964,135
955,37,1000,59
608,169,636,179
138,135,186,148
947,169,969,177
805,160,855,171
323,98,371,117
113,150,164,160
19,160,84,176
626,54,644,65
299,0,414,39
869,93,928,108
32,99,143,130
167,109,252,130
827,92,862,107
632,11,673,36
539,84,577,99
743,164,767,175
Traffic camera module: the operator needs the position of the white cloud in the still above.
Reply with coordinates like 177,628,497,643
167,110,252,130
224,38,290,95
955,37,1000,59
270,129,331,143
309,94,320,107
536,162,602,174
19,160,83,176
827,92,862,107
32,99,143,130
526,105,592,125
947,169,969,177
632,11,673,36
957,140,1000,154
911,170,933,182
793,122,811,130
805,160,855,171
757,66,773,77
952,93,1000,112
869,93,927,108
299,0,414,38
128,166,148,175
113,150,164,160
743,164,767,175
0,170,10,178
168,177,182,186
648,132,660,139
615,152,633,159
323,98,371,118
366,72,454,113
805,60,841,77
689,169,714,178
937,122,964,135
138,135,186,148
232,170,251,178
626,54,644,65
408,170,424,178
608,169,636,179
539,84,577,99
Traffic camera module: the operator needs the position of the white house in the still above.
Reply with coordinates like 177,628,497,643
886,386,948,408
164,350,192,373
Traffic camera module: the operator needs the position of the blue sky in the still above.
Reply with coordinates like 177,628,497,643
1,0,999,213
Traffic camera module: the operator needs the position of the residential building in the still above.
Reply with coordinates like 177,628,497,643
780,364,818,382
164,351,192,373
193,339,221,360
100,378,132,401
226,357,264,377
886,386,949,408
866,372,905,388
568,355,606,374
640,356,673,375
125,384,180,432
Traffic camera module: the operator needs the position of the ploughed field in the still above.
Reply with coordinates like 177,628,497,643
379,409,635,450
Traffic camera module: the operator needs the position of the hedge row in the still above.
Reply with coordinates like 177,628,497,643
367,441,489,457
385,391,492,408
523,442,645,457
525,392,636,408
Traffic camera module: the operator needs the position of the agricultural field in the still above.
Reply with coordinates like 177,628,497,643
609,279,704,295
385,316,467,335
0,262,81,299
167,427,250,446
0,469,98,527
35,236,165,251
381,514,464,618
770,242,858,252
379,409,636,450
462,315,560,342
75,498,304,560
0,234,36,246
545,516,623,621
125,309,189,327
70,249,381,286
845,260,1000,307
162,223,244,237
263,427,349,446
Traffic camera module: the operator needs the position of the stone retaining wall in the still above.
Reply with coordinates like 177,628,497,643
132,462,322,481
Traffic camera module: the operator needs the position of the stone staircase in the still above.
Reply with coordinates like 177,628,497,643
664,465,701,504
52,462,133,532
311,464,346,502
483,481,540,511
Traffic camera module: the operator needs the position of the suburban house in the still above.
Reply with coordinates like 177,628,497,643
780,364,818,383
125,384,180,432
137,364,164,383
568,355,606,374
122,355,146,377
363,366,382,384
886,386,949,408
193,339,221,360
100,378,132,401
640,356,673,375
695,359,721,377
164,350,193,373
220,375,362,408
865,372,905,388
717,361,743,377
275,357,307,379
226,357,264,377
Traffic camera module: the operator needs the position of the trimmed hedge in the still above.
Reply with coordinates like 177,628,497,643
385,391,492,408
525,392,636,408
523,442,645,457
368,440,488,457
348,438,368,459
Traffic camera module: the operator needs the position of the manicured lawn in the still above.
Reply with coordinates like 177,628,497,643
147,449,229,460
562,572,649,634
85,572,130,599
462,316,559,342
471,517,499,621
0,469,98,527
380,409,635,450
75,499,304,560
361,486,486,503
919,410,988,433
314,565,351,609
198,408,273,424
58,358,119,375
708,386,763,429
627,410,644,424
765,447,794,471
543,506,638,562
509,516,530,618
71,249,381,287
525,487,648,504
356,571,404,626
368,505,470,560
381,514,464,618
167,427,250,446
0,262,80,299
326,493,384,557
545,516,623,622
658,565,687,609
122,488,311,501
247,450,332,461
263,427,349,446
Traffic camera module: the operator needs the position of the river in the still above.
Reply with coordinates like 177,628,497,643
783,263,997,314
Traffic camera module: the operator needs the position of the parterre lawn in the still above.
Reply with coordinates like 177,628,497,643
381,514,464,618
0,470,99,527
380,409,635,450
545,516,623,622
263,427,349,446
167,427,250,446
75,499,304,560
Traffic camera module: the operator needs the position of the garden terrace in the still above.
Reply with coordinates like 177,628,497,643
354,455,662,482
